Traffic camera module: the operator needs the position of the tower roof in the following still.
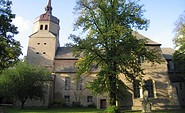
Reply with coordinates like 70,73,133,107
34,0,59,25
45,0,52,14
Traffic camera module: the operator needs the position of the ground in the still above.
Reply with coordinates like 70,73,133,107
1,107,185,113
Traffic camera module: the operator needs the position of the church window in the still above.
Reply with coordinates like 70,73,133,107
36,52,39,54
65,77,71,90
138,56,145,63
176,87,178,95
43,52,46,54
37,43,40,45
133,80,140,98
76,78,82,90
64,95,70,103
145,80,154,97
40,25,43,30
44,43,47,45
168,61,174,70
87,96,93,103
45,25,48,30
180,83,183,90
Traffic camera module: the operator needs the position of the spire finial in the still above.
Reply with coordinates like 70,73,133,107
45,0,52,14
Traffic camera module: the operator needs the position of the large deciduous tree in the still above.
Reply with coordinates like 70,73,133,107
0,61,50,108
68,0,160,109
173,11,185,72
0,0,22,71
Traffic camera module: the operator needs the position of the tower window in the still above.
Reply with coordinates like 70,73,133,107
37,43,40,45
43,52,46,54
44,43,47,45
40,25,43,30
36,52,39,54
45,25,48,30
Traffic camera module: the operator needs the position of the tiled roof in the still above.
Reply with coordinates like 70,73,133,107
132,31,161,45
55,32,161,60
34,13,59,25
55,47,76,59
54,32,163,72
161,48,175,60
54,59,77,73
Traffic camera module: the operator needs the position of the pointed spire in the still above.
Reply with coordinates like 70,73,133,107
45,0,52,14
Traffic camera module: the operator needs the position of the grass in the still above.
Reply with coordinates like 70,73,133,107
4,107,104,113
2,107,185,113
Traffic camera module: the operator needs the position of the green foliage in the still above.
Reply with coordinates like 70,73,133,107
173,11,185,72
106,105,119,113
0,0,22,71
68,0,160,107
0,61,50,108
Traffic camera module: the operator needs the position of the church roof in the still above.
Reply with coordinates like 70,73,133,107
55,47,77,59
54,33,163,72
132,31,161,46
55,32,162,59
161,48,175,60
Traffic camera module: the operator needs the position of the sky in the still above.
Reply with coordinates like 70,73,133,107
11,0,185,57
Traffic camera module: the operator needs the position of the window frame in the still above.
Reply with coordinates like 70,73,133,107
133,80,141,98
40,25,43,30
76,78,82,90
45,25,48,30
64,95,70,103
145,80,154,98
87,96,93,103
65,77,71,90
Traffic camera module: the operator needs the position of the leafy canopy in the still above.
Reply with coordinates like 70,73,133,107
173,11,185,72
68,0,161,106
0,0,22,71
0,61,50,108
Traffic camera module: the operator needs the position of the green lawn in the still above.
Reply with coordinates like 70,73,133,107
4,108,104,113
3,107,185,113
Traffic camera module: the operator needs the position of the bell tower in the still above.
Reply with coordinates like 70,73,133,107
26,0,60,71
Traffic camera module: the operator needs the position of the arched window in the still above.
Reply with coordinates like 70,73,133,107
145,80,154,97
40,25,43,30
45,25,48,30
76,78,82,90
133,80,140,98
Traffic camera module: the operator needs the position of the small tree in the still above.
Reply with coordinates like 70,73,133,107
0,0,22,72
173,11,185,72
68,0,161,110
0,61,50,108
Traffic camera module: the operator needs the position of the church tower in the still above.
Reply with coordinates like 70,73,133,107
27,0,60,71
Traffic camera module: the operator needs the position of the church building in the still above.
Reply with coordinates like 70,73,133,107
26,0,184,110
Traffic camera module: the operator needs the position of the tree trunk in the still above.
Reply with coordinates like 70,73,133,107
21,101,24,109
21,99,26,109
108,61,120,113
109,75,117,106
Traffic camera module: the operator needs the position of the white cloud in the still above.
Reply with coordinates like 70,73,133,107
12,16,33,57
12,16,32,32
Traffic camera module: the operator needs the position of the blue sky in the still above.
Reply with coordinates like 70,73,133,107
11,0,184,57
